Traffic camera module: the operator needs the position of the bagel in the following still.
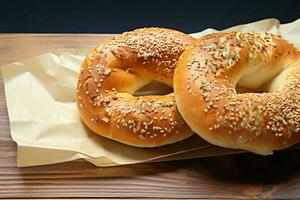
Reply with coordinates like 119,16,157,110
174,32,300,155
77,28,195,147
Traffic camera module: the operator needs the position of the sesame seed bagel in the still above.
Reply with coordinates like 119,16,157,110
77,28,196,147
174,32,300,155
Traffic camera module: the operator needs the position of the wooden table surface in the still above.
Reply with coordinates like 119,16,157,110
1,34,300,200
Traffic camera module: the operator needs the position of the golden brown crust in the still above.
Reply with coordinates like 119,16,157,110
77,28,196,147
174,32,300,155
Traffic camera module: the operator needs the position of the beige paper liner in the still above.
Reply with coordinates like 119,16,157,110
2,18,300,167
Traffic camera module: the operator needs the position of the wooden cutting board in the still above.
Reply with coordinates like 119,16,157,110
0,34,300,199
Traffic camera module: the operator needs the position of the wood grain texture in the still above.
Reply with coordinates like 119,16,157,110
0,34,300,199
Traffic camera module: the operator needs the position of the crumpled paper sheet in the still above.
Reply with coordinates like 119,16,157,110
1,18,300,167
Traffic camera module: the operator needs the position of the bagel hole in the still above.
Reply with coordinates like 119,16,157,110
236,79,275,94
236,86,265,94
235,66,286,94
133,81,173,96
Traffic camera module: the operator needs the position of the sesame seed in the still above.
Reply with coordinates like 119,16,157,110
101,117,109,123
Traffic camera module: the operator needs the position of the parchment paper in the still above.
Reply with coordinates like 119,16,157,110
1,18,300,167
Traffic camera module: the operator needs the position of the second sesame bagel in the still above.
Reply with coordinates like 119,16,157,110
174,32,300,155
